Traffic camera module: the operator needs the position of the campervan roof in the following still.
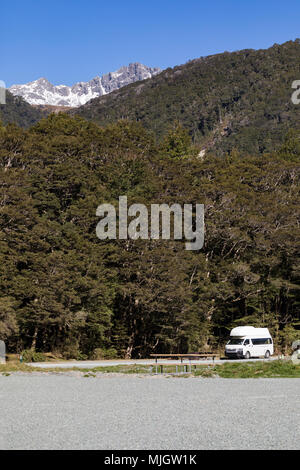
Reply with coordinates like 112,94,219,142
230,326,270,337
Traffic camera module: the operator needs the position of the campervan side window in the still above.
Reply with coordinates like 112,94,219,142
252,338,272,345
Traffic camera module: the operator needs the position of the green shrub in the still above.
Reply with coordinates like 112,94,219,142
61,340,80,360
21,350,46,363
102,348,118,359
90,348,118,360
90,348,104,360
76,352,88,361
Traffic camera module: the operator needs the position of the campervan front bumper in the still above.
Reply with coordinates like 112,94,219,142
225,349,244,358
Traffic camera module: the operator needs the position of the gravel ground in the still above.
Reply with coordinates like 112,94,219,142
0,374,299,450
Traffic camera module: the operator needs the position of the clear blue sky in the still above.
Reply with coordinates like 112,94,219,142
2,0,300,87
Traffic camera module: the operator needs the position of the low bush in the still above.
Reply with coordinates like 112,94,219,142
21,350,47,363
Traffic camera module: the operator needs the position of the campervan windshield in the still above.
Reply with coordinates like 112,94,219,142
227,338,244,345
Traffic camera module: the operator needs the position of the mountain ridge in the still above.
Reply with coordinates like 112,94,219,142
9,63,161,107
74,40,300,155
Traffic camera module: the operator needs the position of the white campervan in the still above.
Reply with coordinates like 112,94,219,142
225,326,273,359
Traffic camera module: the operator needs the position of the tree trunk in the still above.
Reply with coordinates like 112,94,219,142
31,327,38,351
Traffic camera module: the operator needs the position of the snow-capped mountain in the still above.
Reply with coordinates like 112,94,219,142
9,63,161,107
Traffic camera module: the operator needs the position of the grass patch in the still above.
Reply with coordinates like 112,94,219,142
84,365,153,374
203,360,300,378
1,360,299,378
0,363,43,373
0,363,154,375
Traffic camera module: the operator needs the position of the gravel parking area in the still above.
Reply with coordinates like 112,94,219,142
0,374,299,450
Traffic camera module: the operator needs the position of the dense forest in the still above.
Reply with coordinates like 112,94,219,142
75,40,300,156
0,114,299,359
0,90,46,128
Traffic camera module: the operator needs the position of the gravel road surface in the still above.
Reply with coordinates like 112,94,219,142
0,375,299,450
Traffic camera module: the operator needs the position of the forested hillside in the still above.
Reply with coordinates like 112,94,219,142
0,90,45,128
0,115,299,358
74,40,300,156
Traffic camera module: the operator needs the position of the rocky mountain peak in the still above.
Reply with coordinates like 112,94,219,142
9,63,161,107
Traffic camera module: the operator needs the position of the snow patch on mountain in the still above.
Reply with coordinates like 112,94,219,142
9,63,161,107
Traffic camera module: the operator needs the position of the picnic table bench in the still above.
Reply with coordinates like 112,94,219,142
150,353,217,363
